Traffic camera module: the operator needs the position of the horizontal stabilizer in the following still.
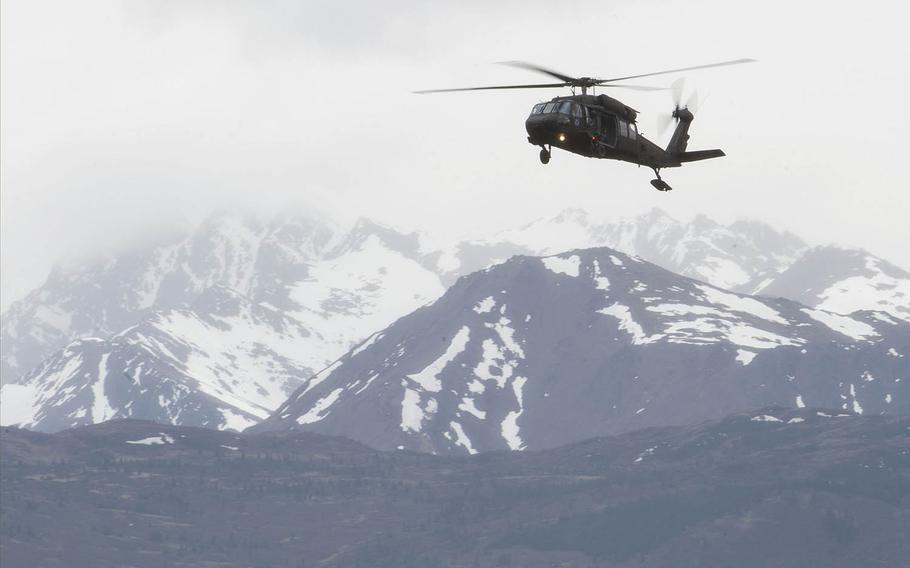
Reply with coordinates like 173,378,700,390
677,149,726,162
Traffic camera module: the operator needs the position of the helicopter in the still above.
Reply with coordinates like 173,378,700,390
415,59,755,191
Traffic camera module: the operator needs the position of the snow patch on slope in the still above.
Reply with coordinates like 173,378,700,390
450,421,477,454
91,354,116,423
599,303,664,345
800,308,879,341
126,433,174,445
400,385,438,433
297,387,344,425
735,350,757,366
696,285,788,325
501,376,528,451
458,397,486,419
541,255,581,277
474,297,496,314
407,326,470,392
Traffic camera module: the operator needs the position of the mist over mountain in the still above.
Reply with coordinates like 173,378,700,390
449,208,808,293
1,213,445,431
758,246,910,322
2,208,907,434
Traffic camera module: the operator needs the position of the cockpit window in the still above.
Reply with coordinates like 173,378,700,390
559,101,573,114
618,121,628,137
571,104,584,118
531,103,545,115
543,102,558,113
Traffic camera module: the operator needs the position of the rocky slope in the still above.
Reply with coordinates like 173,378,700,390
255,247,910,454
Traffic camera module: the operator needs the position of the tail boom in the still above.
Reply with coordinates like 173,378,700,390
664,108,725,164
677,149,725,162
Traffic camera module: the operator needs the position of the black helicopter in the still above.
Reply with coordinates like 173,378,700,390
415,59,755,191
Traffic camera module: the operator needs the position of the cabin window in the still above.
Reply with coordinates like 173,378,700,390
571,103,584,118
543,102,558,114
532,103,545,115
558,101,573,114
629,123,637,140
618,121,628,137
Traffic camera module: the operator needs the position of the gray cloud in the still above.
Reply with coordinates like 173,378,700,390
3,0,909,308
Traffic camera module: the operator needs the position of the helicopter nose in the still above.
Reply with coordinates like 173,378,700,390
526,113,556,138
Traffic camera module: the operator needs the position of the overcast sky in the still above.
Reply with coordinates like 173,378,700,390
3,0,909,309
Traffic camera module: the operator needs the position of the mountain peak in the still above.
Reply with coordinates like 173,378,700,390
760,246,910,321
255,245,908,454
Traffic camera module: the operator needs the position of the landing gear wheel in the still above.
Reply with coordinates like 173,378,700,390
650,179,673,192
539,147,551,165
650,168,672,191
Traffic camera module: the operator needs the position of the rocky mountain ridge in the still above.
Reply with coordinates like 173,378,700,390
255,247,910,453
3,208,907,433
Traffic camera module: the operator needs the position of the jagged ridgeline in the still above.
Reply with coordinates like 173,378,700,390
254,248,909,454
2,209,908,434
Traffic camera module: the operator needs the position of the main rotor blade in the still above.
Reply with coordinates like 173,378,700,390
497,60,577,83
413,82,568,94
414,82,665,94
597,58,757,84
599,84,667,92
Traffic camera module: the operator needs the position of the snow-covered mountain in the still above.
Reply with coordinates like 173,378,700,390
3,208,906,434
1,215,446,431
254,247,910,454
2,287,319,432
2,212,328,385
757,246,910,322
438,208,808,293
1,208,807,389
1,214,443,383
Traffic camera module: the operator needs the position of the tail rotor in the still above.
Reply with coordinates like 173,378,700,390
658,78,700,136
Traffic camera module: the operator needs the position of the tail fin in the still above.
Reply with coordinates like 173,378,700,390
665,108,694,155
665,107,725,161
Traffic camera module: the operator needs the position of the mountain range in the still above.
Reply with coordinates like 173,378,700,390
2,208,908,435
254,247,909,453
1,214,445,430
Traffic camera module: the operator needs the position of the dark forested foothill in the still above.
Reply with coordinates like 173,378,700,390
2,409,908,567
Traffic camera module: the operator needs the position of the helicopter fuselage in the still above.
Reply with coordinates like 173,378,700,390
414,57,751,191
525,94,681,170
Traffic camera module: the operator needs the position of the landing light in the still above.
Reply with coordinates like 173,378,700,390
557,133,566,142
